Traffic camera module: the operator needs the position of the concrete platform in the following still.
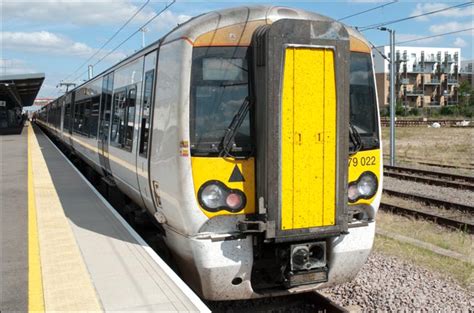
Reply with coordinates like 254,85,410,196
0,123,209,312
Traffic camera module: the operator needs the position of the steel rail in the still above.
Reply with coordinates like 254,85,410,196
380,202,474,234
384,165,474,183
384,166,474,191
383,188,473,213
383,171,474,191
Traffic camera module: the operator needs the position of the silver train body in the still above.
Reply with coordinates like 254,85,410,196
37,6,383,300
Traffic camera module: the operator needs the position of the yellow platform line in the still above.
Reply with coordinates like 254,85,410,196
29,125,102,312
28,123,45,312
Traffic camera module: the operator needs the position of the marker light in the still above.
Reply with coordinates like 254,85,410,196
226,193,243,210
348,172,378,203
198,180,246,213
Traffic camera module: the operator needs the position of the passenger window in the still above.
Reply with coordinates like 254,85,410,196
111,90,126,148
110,86,136,151
125,88,136,150
139,70,154,157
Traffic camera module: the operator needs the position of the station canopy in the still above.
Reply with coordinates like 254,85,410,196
0,73,45,109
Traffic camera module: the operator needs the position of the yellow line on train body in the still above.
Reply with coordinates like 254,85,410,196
28,123,45,312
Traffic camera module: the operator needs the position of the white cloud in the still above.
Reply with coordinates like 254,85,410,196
2,0,156,26
396,33,436,45
411,3,474,21
1,31,126,63
453,37,467,48
150,10,192,33
429,21,473,34
0,58,37,75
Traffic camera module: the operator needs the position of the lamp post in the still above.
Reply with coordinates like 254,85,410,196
379,27,396,166
140,27,149,48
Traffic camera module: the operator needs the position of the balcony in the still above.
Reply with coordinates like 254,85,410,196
428,101,440,106
412,67,432,74
447,101,458,105
401,78,411,85
444,57,455,64
420,56,438,63
447,79,458,85
405,89,424,97
425,79,441,85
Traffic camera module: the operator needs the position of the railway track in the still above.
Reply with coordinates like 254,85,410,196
380,202,474,234
206,291,347,313
383,188,473,213
384,165,474,191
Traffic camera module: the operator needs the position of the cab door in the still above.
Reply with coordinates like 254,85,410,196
136,51,157,212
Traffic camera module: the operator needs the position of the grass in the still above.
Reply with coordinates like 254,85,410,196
378,126,474,289
381,127,474,167
376,211,473,257
374,235,474,290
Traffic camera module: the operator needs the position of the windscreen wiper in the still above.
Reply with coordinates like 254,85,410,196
349,122,363,156
218,97,250,157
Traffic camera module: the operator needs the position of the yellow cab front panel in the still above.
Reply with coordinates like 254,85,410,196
281,46,337,230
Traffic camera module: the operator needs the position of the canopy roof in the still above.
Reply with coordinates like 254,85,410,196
0,73,45,108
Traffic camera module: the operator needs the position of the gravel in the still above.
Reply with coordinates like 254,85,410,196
323,252,473,311
383,176,474,207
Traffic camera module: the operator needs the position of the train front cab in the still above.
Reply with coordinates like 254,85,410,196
176,17,381,300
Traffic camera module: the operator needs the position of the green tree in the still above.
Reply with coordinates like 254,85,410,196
457,81,473,117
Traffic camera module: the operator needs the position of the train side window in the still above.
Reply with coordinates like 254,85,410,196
64,102,71,131
73,101,84,134
89,96,100,138
84,100,92,136
111,90,127,148
110,86,135,151
139,70,154,157
124,87,136,151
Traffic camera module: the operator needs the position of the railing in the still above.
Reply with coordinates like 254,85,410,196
425,79,440,84
405,90,424,96
412,68,433,73
447,79,458,84
401,78,410,85
420,56,438,63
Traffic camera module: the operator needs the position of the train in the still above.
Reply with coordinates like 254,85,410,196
37,5,382,301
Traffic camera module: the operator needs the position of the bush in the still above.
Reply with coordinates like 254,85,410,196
395,103,407,116
380,107,390,117
440,105,459,116
409,107,420,116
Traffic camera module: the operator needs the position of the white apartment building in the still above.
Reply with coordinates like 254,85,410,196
373,46,461,108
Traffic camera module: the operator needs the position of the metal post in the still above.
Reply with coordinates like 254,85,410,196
140,27,148,48
389,29,396,166
88,65,94,80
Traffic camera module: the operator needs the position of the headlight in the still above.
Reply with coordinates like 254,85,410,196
201,183,225,209
198,180,246,213
348,171,378,203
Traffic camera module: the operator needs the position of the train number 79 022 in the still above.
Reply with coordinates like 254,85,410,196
349,156,376,167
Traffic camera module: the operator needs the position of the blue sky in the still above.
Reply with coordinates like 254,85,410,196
1,0,472,98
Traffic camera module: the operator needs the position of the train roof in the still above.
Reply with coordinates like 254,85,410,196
65,5,370,95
